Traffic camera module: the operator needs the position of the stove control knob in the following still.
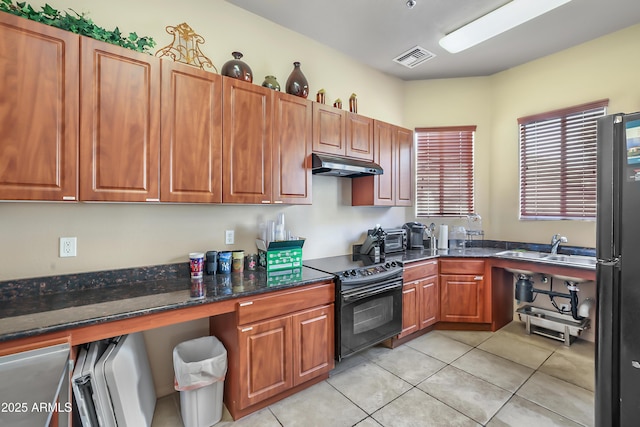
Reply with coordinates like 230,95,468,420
385,262,391,268
391,261,397,267
350,269,357,276
343,271,350,277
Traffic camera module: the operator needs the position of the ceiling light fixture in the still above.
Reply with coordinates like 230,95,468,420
406,0,417,9
439,0,571,53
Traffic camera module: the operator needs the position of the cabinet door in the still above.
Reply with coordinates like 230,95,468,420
440,274,485,323
223,78,272,203
160,61,222,202
418,275,439,328
346,112,374,161
273,92,312,204
352,120,394,206
238,315,292,409
80,38,160,201
395,127,413,206
398,282,419,339
312,103,345,156
292,305,334,386
0,14,78,201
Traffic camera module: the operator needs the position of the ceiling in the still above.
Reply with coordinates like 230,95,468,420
226,0,640,81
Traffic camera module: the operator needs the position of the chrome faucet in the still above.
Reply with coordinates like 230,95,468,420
550,234,568,254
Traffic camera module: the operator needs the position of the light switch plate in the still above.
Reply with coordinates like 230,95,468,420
225,230,234,245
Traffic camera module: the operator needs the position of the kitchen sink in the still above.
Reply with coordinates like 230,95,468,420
544,254,597,267
495,249,596,283
494,250,549,260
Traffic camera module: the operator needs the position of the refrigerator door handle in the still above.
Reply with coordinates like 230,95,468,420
596,260,621,426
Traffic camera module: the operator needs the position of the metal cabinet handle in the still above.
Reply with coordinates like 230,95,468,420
239,301,253,307
261,200,271,204
241,327,253,332
474,276,483,281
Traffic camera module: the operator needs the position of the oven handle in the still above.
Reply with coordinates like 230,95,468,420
343,282,402,303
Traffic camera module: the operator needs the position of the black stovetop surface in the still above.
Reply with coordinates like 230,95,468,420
303,254,389,274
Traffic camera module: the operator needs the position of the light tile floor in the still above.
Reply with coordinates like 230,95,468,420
152,321,595,427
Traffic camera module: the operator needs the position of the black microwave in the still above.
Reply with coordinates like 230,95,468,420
383,229,407,253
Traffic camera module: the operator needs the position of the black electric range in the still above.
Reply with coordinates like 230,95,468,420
303,254,403,289
304,254,404,360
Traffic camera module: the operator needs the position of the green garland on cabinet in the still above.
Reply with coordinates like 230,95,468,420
0,0,156,53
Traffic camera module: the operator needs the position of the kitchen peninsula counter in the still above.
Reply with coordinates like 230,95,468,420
0,266,334,347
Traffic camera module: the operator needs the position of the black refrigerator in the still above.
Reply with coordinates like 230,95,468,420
596,112,640,426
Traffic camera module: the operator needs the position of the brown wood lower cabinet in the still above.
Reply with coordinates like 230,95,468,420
440,259,488,323
292,305,334,386
238,315,293,409
210,281,334,420
398,259,439,339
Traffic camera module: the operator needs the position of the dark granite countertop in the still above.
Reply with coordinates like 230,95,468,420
395,247,502,264
0,240,596,345
0,266,333,344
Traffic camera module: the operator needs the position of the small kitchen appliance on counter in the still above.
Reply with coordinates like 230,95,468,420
304,255,403,361
403,222,426,249
359,225,406,256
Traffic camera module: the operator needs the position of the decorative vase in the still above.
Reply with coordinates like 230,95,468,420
285,62,309,98
333,99,342,109
261,75,281,91
221,51,253,83
349,93,358,113
316,89,325,104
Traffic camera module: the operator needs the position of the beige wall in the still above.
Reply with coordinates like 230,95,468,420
1,0,410,282
403,77,494,234
405,23,640,248
4,0,637,396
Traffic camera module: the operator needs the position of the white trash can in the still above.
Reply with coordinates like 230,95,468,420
173,336,227,427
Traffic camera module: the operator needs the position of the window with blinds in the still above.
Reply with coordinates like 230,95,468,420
518,99,608,220
415,126,475,217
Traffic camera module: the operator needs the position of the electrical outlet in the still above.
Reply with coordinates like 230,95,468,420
560,303,570,312
59,237,77,257
225,230,235,245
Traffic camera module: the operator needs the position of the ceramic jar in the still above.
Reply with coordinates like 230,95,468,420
262,75,281,91
221,51,253,83
285,62,309,98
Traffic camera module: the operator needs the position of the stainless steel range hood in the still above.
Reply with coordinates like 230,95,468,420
311,153,383,178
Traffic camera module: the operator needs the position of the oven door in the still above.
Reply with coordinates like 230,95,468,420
338,278,402,360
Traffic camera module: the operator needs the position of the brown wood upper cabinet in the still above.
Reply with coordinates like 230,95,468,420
222,78,272,204
272,92,312,204
80,37,161,202
0,13,79,201
352,120,414,206
345,112,374,161
312,104,374,161
160,61,223,203
223,78,312,204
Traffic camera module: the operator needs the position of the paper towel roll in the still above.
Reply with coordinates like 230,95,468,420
438,225,449,249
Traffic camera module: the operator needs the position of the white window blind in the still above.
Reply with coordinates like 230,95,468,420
518,99,608,220
415,126,475,217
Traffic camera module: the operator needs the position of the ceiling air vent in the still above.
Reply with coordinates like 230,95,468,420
392,46,435,68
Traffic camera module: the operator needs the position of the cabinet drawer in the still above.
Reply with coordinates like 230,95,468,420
403,259,438,283
237,281,334,325
439,259,485,275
